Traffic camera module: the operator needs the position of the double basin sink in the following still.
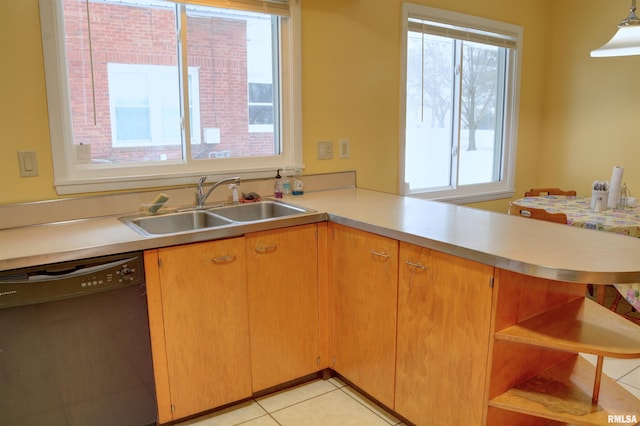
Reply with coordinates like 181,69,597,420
121,200,317,237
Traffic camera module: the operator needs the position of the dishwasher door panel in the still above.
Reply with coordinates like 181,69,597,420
0,282,157,426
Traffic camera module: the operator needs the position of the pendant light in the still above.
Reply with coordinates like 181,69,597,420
591,0,640,57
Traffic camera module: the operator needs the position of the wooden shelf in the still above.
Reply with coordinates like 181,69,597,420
489,356,640,425
495,298,640,358
546,423,586,426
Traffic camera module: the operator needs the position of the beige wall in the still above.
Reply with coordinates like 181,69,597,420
4,0,630,214
302,0,549,215
1,1,54,203
540,0,640,200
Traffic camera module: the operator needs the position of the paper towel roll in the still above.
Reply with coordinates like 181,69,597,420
607,166,624,208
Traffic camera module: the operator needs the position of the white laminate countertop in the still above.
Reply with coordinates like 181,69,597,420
2,188,640,284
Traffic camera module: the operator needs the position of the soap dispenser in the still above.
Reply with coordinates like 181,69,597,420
281,167,291,195
292,168,304,195
274,169,283,199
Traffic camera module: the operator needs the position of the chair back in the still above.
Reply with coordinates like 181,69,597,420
509,202,568,224
524,188,577,197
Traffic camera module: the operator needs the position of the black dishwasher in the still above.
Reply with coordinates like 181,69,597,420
0,252,157,426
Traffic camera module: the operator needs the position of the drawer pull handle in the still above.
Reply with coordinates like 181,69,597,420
370,250,390,259
211,255,236,264
255,245,277,254
405,260,428,271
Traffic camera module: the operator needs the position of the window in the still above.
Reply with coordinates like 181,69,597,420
248,82,274,130
247,16,275,133
108,64,201,147
40,0,301,194
400,3,522,203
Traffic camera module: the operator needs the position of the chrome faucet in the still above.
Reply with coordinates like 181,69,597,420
195,176,241,208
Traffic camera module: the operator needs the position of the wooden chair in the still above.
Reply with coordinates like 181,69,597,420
508,202,568,224
524,187,577,197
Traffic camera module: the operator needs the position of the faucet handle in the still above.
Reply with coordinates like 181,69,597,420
196,176,207,195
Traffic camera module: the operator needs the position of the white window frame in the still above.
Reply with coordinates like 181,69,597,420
399,3,522,204
39,0,302,195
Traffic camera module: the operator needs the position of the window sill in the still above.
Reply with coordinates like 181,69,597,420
408,189,515,205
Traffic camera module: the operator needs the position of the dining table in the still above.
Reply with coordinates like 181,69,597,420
511,195,640,313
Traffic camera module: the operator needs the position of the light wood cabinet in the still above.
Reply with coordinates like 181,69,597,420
246,224,320,392
145,238,252,422
144,221,640,426
329,223,398,409
395,242,494,425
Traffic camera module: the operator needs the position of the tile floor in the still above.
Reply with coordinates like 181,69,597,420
177,377,405,426
178,356,640,426
581,353,640,399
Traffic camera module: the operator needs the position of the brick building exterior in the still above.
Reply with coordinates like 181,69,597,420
63,0,274,164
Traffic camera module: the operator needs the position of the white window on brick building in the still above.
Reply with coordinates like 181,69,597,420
108,64,201,147
247,17,275,134
40,0,301,194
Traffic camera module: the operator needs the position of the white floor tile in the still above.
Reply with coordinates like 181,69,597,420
327,377,347,388
619,366,640,391
340,386,401,425
177,401,267,426
238,414,280,426
270,389,391,426
580,353,640,382
620,382,640,399
603,358,640,381
257,379,338,413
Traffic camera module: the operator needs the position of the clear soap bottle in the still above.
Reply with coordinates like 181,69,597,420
292,169,304,195
281,168,291,195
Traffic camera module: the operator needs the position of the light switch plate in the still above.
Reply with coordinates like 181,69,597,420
339,139,350,159
317,141,333,160
18,150,39,177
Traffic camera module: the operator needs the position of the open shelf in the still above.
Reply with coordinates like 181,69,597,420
495,298,640,358
489,356,640,425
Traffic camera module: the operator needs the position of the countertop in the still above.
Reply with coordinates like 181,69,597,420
3,188,640,284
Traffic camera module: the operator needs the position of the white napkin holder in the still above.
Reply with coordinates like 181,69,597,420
591,190,609,212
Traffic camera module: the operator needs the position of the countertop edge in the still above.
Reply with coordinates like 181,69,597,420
327,214,640,285
3,188,640,284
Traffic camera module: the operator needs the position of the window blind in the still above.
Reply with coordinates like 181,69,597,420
408,17,516,49
175,0,290,16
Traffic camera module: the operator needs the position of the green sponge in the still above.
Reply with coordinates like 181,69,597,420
146,193,170,214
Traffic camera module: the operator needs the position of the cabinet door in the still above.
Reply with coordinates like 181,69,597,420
157,238,252,420
330,223,398,408
395,242,494,425
246,224,320,391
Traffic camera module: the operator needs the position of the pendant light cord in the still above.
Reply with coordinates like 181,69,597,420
85,0,98,126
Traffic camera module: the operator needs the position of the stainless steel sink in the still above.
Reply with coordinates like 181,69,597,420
209,201,309,222
121,200,316,237
123,210,233,236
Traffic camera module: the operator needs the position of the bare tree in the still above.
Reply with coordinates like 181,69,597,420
407,35,499,152
461,43,498,151
406,34,451,128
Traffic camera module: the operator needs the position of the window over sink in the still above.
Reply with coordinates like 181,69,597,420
39,0,301,194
